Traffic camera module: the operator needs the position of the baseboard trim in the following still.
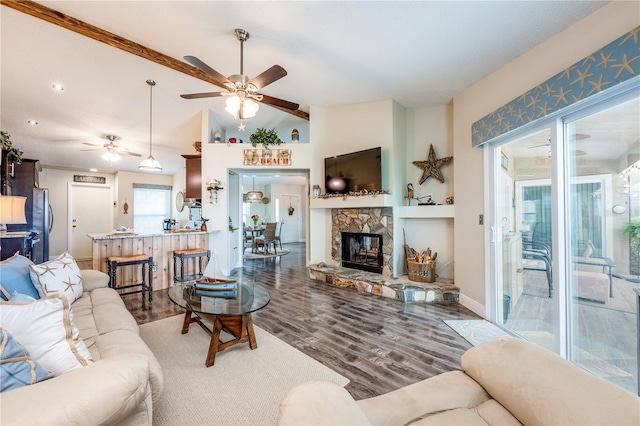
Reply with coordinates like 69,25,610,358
459,293,486,318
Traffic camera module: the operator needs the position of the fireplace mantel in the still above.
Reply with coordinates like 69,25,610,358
310,194,394,209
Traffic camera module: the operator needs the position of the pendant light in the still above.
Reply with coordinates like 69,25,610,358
246,176,263,202
138,79,162,171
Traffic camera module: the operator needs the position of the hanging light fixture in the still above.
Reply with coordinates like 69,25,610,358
138,79,162,171
224,93,259,120
245,176,263,202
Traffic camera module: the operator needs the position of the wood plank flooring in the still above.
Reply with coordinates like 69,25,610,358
121,242,480,400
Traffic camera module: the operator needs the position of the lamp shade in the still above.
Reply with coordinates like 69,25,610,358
138,155,163,171
0,196,27,224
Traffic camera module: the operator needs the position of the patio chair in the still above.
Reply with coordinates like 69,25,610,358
522,238,553,297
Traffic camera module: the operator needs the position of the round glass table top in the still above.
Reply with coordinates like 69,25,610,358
168,279,270,316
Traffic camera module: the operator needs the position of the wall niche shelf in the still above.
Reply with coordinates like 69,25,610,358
396,205,455,219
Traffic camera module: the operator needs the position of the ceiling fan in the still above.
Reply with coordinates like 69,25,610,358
527,135,588,157
180,28,299,119
81,135,142,160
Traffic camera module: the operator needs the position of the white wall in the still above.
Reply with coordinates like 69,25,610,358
200,108,320,273
452,2,640,315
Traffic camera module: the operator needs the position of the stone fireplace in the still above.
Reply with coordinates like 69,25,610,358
331,207,393,276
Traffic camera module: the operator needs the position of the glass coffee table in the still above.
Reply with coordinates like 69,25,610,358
168,279,270,367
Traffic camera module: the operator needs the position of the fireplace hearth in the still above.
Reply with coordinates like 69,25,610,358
341,232,383,273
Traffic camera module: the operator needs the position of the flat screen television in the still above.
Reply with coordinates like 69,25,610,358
324,147,382,194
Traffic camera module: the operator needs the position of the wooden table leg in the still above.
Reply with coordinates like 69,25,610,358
246,314,258,350
205,316,224,367
181,310,192,334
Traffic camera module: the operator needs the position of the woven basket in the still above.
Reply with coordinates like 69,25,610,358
407,260,436,283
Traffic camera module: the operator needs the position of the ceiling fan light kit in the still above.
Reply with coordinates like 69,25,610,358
139,79,162,171
180,28,299,121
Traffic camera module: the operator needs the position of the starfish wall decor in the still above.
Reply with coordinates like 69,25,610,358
413,144,453,185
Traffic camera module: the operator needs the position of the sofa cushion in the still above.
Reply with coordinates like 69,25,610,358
0,328,52,392
0,253,40,300
0,294,93,376
461,338,640,425
80,269,110,292
29,252,84,303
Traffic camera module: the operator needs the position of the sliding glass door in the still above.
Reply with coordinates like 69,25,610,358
565,97,639,393
490,91,640,394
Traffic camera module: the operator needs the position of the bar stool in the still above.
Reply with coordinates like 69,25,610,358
173,248,211,282
107,254,153,302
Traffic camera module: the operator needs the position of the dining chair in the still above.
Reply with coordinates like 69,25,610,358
274,220,284,250
522,236,553,297
254,222,278,254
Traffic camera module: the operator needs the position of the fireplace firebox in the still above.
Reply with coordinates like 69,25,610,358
341,232,383,274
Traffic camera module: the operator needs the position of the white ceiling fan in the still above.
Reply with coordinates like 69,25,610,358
81,135,142,161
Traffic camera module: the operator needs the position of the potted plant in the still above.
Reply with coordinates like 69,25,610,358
623,218,640,276
250,128,282,150
0,130,24,164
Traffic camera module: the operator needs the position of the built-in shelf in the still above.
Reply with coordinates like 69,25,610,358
396,205,455,218
309,194,394,209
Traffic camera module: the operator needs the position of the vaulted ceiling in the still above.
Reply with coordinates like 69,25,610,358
1,1,608,175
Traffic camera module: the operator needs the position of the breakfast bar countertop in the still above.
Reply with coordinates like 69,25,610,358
88,230,210,240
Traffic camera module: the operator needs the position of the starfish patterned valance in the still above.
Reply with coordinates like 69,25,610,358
472,26,639,147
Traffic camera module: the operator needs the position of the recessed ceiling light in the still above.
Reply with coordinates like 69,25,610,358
27,120,38,125
89,168,98,172
52,83,64,91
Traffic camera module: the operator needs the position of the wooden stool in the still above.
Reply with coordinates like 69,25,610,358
107,254,153,302
173,249,211,283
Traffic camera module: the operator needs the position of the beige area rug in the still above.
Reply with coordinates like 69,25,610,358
139,315,349,425
243,249,290,260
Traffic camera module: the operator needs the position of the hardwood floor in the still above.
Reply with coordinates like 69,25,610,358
122,242,480,400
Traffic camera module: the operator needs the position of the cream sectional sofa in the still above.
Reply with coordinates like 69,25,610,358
1,267,163,425
278,338,640,425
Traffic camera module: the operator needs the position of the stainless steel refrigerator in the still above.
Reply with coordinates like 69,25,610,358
30,187,50,264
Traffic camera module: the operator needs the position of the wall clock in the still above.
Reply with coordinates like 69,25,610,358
176,191,185,212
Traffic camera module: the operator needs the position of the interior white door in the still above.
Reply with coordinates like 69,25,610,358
69,183,112,260
277,194,300,243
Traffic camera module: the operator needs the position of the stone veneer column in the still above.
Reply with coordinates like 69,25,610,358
331,207,393,276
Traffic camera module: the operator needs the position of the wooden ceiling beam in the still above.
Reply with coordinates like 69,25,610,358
1,0,310,121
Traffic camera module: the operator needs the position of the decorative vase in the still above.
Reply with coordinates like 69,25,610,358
312,185,321,198
252,219,258,227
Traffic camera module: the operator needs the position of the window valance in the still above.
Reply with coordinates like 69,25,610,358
472,27,639,147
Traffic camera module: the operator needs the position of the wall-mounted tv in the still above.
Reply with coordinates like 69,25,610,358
324,147,382,194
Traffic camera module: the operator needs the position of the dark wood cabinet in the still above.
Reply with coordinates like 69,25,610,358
182,154,201,199
1,151,40,197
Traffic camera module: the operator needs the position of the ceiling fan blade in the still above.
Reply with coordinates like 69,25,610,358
248,65,287,90
258,94,299,111
81,148,103,152
119,150,142,157
528,143,550,149
82,142,103,147
180,92,225,99
183,55,231,86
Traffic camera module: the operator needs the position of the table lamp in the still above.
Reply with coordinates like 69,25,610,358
0,195,27,233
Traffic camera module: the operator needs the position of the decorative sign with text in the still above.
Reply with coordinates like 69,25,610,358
243,149,291,166
73,175,106,184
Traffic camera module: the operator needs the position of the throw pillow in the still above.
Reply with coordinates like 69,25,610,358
0,294,93,376
0,253,40,300
0,328,52,392
9,291,37,303
29,252,83,304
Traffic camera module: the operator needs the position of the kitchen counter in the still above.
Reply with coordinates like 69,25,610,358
89,230,210,291
88,229,209,240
